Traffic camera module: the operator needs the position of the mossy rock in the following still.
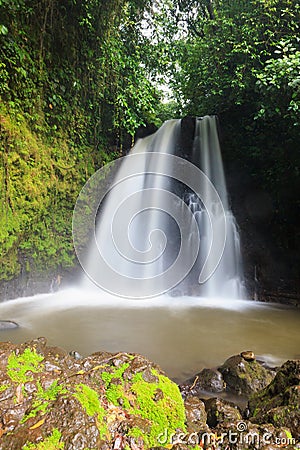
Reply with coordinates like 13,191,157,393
249,360,300,438
0,338,186,449
218,355,275,396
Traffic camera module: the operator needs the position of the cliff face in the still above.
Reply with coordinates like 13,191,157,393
226,160,300,306
0,108,96,299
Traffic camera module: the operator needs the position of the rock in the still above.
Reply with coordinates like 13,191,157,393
180,368,225,397
134,123,157,141
180,116,196,161
249,359,300,438
241,350,255,362
219,354,275,396
184,395,209,433
68,350,82,360
0,339,186,449
0,320,19,330
204,397,242,428
213,420,295,449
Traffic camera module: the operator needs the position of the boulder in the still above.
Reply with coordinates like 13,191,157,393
249,359,300,438
213,421,295,449
219,354,275,396
0,338,186,449
204,397,242,428
180,368,225,397
184,395,209,433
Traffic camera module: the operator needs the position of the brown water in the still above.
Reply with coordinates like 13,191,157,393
0,289,299,382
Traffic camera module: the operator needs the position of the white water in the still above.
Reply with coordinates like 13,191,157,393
80,116,246,299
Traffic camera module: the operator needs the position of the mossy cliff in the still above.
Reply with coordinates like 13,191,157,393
0,105,114,295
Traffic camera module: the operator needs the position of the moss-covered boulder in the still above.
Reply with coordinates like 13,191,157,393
218,355,275,396
249,360,300,438
0,338,186,449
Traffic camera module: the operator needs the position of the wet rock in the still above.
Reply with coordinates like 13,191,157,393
142,367,159,384
204,397,242,428
241,350,255,362
69,350,82,360
184,395,208,433
134,123,157,141
219,354,275,396
213,420,295,449
0,320,19,329
180,116,196,161
182,368,226,396
249,359,300,438
0,339,186,449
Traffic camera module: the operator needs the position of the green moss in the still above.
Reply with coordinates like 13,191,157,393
128,427,145,440
7,348,44,383
74,383,103,416
22,380,67,423
74,383,108,439
0,383,9,393
0,106,96,281
130,369,186,447
106,383,131,410
22,428,64,449
101,364,186,447
101,362,130,386
101,363,132,412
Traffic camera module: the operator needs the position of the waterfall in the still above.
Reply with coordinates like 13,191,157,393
73,116,247,299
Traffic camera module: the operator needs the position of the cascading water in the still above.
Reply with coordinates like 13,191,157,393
76,116,246,299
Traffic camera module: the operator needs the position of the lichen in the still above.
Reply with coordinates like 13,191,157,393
7,348,44,383
22,428,64,449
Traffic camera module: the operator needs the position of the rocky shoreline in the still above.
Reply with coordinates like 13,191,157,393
0,338,299,449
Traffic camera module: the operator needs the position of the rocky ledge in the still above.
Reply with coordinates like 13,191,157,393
0,339,299,449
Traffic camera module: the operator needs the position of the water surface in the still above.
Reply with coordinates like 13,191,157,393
0,289,299,382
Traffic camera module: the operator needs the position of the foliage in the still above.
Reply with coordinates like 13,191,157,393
0,0,165,282
153,0,300,260
1,0,299,284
